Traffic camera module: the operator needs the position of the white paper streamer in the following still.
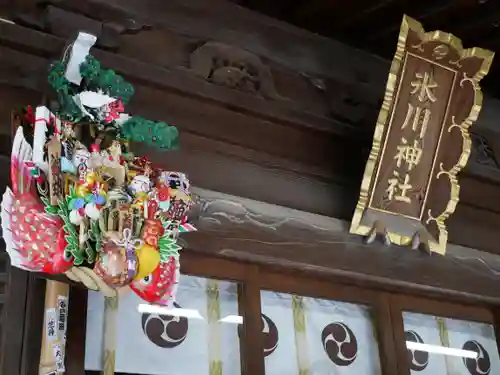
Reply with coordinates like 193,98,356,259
33,106,50,174
46,308,58,342
33,106,62,175
57,295,68,340
52,343,66,373
65,32,97,85
73,91,117,120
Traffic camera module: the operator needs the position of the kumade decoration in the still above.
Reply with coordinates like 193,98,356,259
1,32,195,306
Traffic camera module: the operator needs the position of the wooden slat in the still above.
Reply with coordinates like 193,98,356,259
20,275,45,375
389,296,411,375
390,295,495,323
237,266,265,375
373,294,400,375
257,268,381,304
0,267,29,374
65,287,87,375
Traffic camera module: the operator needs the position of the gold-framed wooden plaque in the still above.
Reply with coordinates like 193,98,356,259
350,15,494,255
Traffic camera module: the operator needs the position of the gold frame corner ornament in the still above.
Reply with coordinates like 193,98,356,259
349,15,494,255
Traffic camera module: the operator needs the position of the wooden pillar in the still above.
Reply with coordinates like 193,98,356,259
39,280,69,375
102,296,118,375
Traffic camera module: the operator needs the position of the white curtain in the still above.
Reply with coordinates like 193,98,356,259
261,291,382,375
403,311,500,375
85,275,241,375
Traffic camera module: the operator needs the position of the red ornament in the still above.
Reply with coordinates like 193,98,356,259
130,257,178,304
41,227,73,274
24,106,35,125
157,187,169,202
141,219,164,248
10,193,72,274
90,144,100,153
147,200,159,219
103,100,125,123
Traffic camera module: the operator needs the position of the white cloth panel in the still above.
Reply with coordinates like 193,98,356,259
403,311,500,375
85,275,241,375
305,297,381,375
261,291,382,375
260,292,299,375
403,312,447,374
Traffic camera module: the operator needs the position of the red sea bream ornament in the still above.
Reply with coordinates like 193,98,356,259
2,128,73,273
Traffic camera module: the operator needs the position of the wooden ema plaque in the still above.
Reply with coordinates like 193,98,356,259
350,15,494,255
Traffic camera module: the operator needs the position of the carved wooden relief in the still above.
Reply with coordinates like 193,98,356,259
189,42,278,98
350,15,494,255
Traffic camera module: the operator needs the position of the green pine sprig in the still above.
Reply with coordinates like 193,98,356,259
88,219,102,253
40,192,84,264
47,61,84,122
40,196,59,215
84,240,96,264
48,54,180,151
57,193,85,266
80,56,134,104
121,116,179,151
157,217,182,261
158,234,182,262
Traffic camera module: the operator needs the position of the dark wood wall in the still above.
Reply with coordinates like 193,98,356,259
2,1,500,371
1,0,499,255
235,0,500,98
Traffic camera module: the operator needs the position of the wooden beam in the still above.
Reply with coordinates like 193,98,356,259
33,229,500,306
45,0,389,95
176,189,500,305
182,217,500,306
2,9,500,259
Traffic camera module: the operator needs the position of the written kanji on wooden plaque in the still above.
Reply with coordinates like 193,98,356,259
350,15,494,255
